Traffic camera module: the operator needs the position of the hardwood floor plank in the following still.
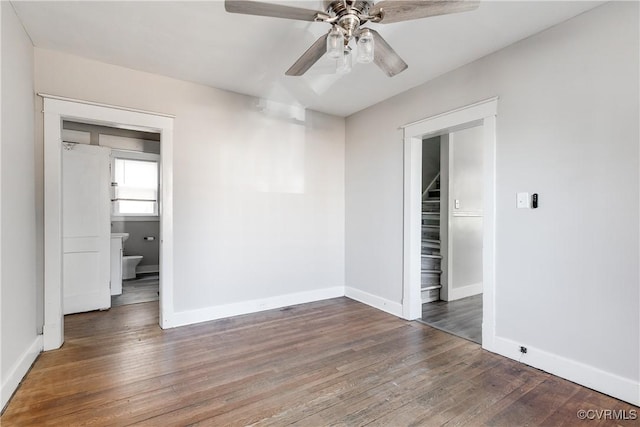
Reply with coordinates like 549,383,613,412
1,297,635,426
137,327,439,425
363,358,539,427
480,375,582,426
111,277,159,307
539,387,640,427
235,340,476,426
292,347,492,427
421,294,483,344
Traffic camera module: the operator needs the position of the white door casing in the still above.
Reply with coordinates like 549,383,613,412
42,94,174,350
62,144,111,314
401,97,497,350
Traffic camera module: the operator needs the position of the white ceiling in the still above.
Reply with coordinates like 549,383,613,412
12,1,605,117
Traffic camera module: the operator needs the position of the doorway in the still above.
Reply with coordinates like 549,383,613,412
401,98,497,351
61,120,162,310
42,94,174,350
419,127,484,344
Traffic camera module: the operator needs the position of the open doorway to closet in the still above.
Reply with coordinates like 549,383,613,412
419,127,484,344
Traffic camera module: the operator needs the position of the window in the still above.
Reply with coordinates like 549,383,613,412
112,156,159,217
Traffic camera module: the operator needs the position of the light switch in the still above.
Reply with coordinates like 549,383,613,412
517,192,530,209
454,199,460,209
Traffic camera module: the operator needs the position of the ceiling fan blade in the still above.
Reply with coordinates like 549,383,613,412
371,1,480,24
369,29,408,77
285,33,329,76
225,0,323,22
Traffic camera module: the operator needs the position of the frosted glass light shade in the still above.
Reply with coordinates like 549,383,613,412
357,30,374,63
327,27,343,60
337,48,352,74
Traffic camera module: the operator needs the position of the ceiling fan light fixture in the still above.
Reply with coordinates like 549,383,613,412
326,26,343,60
337,47,352,74
224,0,481,77
356,29,374,64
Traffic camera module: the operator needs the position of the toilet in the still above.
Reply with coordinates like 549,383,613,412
122,255,143,280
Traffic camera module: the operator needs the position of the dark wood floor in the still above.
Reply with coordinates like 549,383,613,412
111,274,159,307
1,298,636,426
421,294,483,344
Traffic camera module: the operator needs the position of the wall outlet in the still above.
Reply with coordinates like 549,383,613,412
520,346,528,354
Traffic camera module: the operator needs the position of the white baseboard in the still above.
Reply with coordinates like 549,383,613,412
491,336,639,406
345,287,403,318
167,286,345,328
446,282,482,301
1,335,43,411
136,264,159,274
42,321,63,351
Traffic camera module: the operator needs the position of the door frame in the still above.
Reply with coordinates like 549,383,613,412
401,97,497,350
42,94,175,351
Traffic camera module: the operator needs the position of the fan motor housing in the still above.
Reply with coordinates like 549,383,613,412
325,1,373,17
325,0,374,39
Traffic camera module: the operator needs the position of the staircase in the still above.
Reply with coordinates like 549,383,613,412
421,174,442,303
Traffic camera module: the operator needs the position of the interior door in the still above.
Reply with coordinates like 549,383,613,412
62,143,111,314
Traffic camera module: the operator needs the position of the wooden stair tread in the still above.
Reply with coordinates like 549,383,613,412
421,285,442,291
421,269,442,274
421,254,442,259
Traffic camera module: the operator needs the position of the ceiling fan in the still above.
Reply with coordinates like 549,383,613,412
225,0,480,77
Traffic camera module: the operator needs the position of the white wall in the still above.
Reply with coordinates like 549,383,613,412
421,136,440,194
34,48,345,323
346,2,638,404
450,127,483,214
1,2,40,410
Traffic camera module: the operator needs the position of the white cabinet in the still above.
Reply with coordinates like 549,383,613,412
110,233,128,295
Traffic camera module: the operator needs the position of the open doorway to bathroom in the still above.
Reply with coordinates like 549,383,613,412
419,128,483,344
42,94,174,351
62,121,161,310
